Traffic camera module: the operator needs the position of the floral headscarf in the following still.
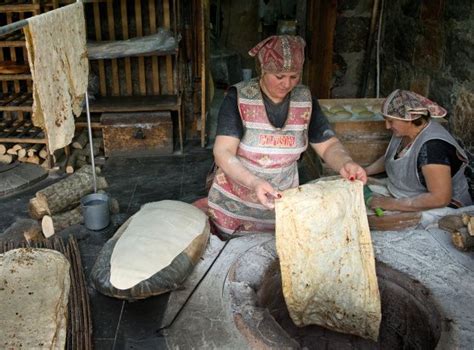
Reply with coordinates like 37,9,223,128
248,35,306,74
382,89,447,121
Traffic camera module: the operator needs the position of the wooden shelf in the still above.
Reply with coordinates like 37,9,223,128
0,119,45,144
0,92,33,112
88,95,181,113
0,31,25,47
0,73,31,80
0,3,40,13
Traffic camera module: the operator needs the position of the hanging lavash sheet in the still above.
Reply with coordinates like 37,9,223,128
275,179,381,341
24,2,88,154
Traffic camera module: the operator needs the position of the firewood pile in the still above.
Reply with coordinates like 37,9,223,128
0,142,48,165
438,212,474,251
65,130,105,174
0,129,106,171
27,165,119,238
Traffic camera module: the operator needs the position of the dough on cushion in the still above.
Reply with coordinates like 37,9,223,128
275,179,381,341
110,200,209,290
0,248,70,349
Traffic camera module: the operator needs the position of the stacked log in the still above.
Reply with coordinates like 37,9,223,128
66,138,102,174
438,213,474,251
26,165,119,237
0,143,48,165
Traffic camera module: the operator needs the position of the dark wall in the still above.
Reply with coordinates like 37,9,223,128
379,0,473,148
379,0,474,110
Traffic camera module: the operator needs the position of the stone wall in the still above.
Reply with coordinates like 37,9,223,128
378,0,473,148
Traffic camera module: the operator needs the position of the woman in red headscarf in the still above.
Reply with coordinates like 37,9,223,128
207,35,367,235
365,89,472,212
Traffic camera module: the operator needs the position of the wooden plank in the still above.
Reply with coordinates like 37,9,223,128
201,0,208,147
107,1,120,96
163,0,174,94
120,0,133,95
0,74,31,80
148,0,160,94
0,4,41,12
135,0,146,95
0,48,9,94
88,95,180,113
93,2,107,96
6,13,21,95
0,137,46,144
0,41,26,48
307,0,336,98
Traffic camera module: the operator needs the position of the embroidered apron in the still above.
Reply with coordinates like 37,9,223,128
208,79,312,234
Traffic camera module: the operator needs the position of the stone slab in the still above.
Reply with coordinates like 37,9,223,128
0,163,47,197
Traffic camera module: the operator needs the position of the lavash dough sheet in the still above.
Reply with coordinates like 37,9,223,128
25,2,88,153
0,248,70,349
110,200,208,290
275,179,381,341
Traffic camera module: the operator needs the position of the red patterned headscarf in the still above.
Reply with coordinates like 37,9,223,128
248,35,306,74
382,89,447,121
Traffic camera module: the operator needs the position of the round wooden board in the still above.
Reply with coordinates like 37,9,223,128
368,211,422,231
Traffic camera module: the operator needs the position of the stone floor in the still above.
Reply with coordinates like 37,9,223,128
0,143,214,349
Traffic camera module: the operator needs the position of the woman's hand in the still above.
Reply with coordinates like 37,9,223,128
339,161,368,184
251,178,281,209
370,195,396,211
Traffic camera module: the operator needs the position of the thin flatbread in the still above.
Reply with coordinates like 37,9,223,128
110,200,209,290
24,3,88,153
275,179,381,341
0,248,70,349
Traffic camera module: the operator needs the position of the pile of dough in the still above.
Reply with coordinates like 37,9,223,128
275,179,381,341
0,248,70,349
110,200,209,290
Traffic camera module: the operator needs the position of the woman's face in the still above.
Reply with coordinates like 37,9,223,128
260,71,301,103
384,117,414,137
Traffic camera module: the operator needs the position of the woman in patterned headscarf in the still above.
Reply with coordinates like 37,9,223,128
207,35,367,235
365,89,472,211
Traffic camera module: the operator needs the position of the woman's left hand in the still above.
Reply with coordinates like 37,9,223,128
339,161,367,184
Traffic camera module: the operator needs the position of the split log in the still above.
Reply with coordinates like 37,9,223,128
72,130,88,149
66,143,101,174
2,218,44,244
110,197,120,214
18,155,41,164
39,147,48,159
35,165,108,215
438,215,464,233
461,213,474,236
0,144,6,155
0,154,13,164
451,227,474,251
27,143,44,157
42,206,83,238
28,197,49,220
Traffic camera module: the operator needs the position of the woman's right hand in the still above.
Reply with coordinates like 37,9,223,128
251,178,281,209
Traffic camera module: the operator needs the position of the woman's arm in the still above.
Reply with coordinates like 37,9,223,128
370,164,452,211
365,155,386,176
213,135,280,208
311,137,367,183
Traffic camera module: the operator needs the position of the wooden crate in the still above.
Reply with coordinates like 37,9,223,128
101,112,173,156
319,98,390,166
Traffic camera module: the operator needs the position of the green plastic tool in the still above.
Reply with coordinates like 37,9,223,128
363,185,384,217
